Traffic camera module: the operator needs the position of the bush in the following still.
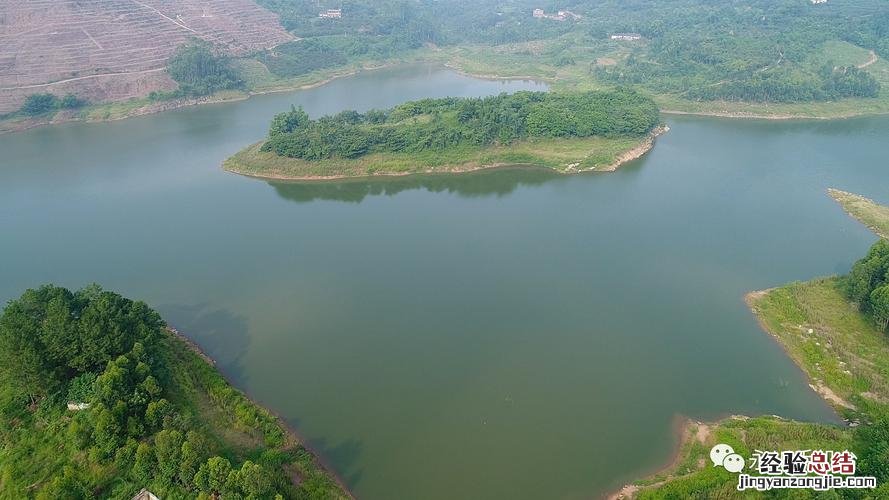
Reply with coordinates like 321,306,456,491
21,94,60,115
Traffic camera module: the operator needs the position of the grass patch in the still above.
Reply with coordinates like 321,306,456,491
829,188,889,240
224,135,651,180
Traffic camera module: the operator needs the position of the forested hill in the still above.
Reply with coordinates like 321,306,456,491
261,89,660,161
0,285,348,499
254,0,888,104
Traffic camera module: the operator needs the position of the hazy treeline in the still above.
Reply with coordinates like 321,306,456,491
255,0,886,103
591,0,883,102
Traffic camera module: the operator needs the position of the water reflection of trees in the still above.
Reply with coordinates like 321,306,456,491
269,167,563,204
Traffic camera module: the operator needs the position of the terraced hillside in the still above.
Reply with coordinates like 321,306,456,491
0,0,293,113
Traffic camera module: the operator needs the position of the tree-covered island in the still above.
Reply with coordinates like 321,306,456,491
224,89,663,180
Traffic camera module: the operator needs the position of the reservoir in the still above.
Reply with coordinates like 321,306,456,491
1,65,886,499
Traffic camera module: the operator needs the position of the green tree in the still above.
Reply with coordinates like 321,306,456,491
154,429,184,486
180,431,209,487
269,105,310,137
237,460,274,498
133,442,156,484
855,415,889,483
36,466,89,500
145,398,175,431
846,240,889,308
60,94,86,109
871,285,889,332
21,93,59,115
168,41,242,96
92,405,123,458
194,456,233,495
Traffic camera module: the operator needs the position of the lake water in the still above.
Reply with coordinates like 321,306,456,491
2,65,887,499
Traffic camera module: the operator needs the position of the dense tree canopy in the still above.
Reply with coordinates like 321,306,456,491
262,89,659,160
0,285,336,499
845,239,889,331
167,41,242,97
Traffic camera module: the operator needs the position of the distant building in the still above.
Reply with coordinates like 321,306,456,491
610,33,642,41
533,8,579,21
319,8,342,19
131,490,159,500
67,402,90,411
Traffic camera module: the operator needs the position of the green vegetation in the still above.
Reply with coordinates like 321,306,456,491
262,90,657,160
0,284,348,499
257,40,348,78
250,0,888,110
830,189,889,240
846,241,889,332
8,0,889,131
588,0,883,103
226,89,659,179
226,134,649,179
19,93,86,116
164,41,243,98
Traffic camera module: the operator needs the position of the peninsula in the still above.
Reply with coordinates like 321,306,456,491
224,89,663,180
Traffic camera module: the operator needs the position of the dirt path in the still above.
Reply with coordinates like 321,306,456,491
0,67,166,91
858,50,878,69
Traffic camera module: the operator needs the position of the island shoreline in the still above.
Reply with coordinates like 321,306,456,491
223,125,669,182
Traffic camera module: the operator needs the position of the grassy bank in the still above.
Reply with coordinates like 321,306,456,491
224,131,660,181
830,189,889,240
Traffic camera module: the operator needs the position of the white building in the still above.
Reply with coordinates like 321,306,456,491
611,33,642,41
319,8,342,19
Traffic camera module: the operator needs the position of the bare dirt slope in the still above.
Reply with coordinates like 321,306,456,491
0,0,293,113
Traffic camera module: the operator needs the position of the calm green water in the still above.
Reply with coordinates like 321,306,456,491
2,65,887,499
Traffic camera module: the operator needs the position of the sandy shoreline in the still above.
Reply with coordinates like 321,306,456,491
606,416,722,500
